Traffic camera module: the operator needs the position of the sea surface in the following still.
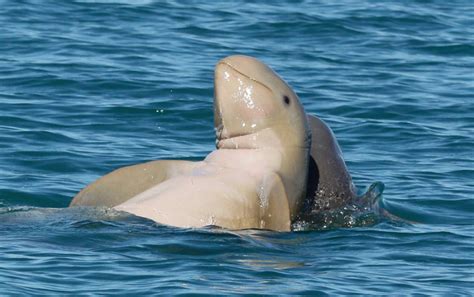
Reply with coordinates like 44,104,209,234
1,0,473,295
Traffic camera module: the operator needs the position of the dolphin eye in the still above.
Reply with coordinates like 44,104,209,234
283,95,291,106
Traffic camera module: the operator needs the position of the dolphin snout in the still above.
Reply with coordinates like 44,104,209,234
216,55,267,86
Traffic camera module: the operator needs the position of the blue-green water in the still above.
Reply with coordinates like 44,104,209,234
1,0,473,295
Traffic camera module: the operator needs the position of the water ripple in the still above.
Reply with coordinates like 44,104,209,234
0,0,472,294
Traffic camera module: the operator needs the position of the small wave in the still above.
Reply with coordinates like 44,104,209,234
74,0,155,5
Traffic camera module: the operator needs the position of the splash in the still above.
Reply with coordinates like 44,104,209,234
292,182,387,231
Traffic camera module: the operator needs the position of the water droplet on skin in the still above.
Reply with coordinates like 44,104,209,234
207,215,216,225
258,185,268,209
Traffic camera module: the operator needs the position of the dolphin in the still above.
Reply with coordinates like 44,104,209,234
303,115,357,215
70,55,359,230
71,55,311,231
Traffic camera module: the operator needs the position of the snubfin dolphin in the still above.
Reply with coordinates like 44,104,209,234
72,55,311,231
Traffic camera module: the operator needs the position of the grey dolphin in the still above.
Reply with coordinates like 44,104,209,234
303,115,357,214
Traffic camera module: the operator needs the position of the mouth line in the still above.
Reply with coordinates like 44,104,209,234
217,61,273,93
215,125,251,141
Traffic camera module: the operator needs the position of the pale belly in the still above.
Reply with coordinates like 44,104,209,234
114,149,283,229
114,166,265,229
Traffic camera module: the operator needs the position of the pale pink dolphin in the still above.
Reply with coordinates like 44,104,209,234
71,55,311,231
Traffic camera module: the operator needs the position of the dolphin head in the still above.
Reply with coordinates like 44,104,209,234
214,55,310,150
214,55,311,218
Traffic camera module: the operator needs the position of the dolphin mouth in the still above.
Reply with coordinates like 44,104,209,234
215,126,249,142
214,61,274,146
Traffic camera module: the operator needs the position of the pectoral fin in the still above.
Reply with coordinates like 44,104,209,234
259,173,291,231
70,160,199,207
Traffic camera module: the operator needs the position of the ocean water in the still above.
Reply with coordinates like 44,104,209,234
1,0,473,295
